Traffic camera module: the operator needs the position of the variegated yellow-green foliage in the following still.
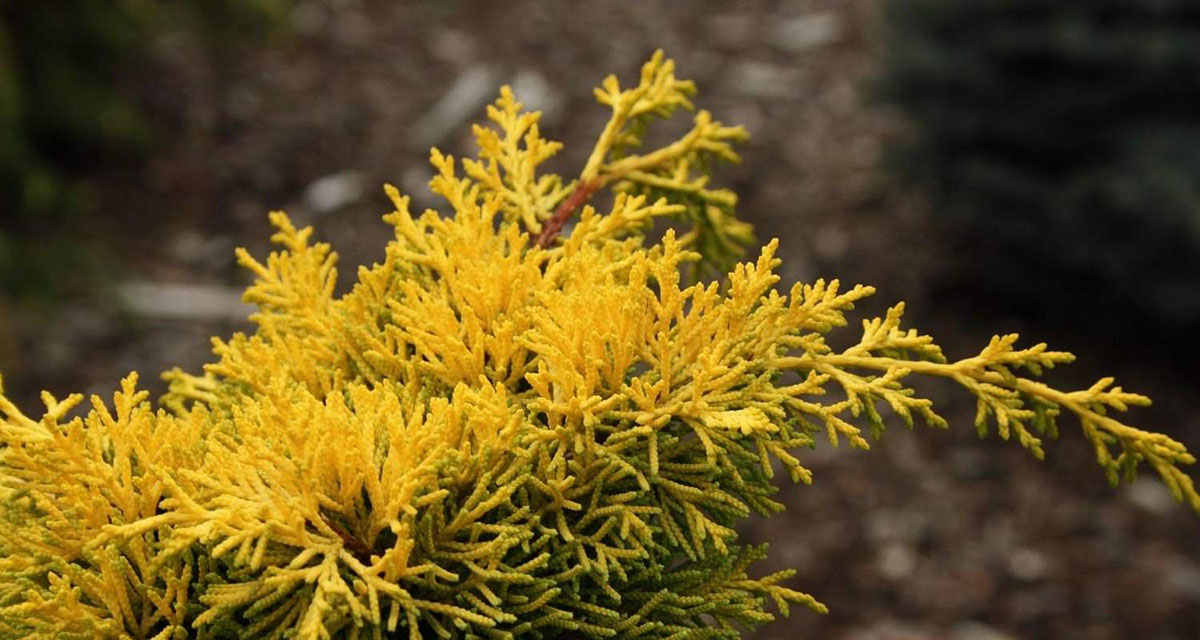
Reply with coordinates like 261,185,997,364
1,51,1197,640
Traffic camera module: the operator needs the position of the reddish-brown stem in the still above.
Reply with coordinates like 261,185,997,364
536,177,605,248
321,513,373,563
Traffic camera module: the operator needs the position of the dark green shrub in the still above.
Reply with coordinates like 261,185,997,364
878,0,1200,333
0,0,288,301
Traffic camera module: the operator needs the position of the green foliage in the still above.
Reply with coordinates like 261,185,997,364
0,52,1196,640
878,0,1200,330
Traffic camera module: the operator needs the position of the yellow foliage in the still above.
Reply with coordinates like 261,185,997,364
1,50,1195,640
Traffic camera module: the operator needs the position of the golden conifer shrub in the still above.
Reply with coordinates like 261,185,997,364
1,51,1197,640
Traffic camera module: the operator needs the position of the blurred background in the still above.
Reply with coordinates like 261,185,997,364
2,1,1198,638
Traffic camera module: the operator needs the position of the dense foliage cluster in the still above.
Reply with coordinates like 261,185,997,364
878,0,1200,330
1,53,1196,640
